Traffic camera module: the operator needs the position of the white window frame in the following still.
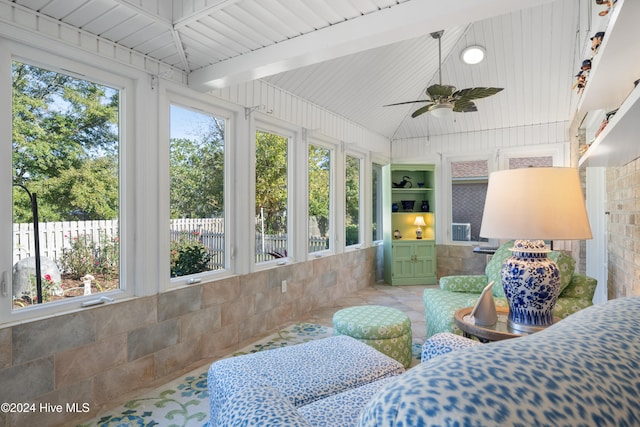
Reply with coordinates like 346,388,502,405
307,133,338,257
162,90,236,289
443,144,568,247
252,116,300,270
0,40,136,325
344,148,366,250
371,162,385,245
497,144,567,170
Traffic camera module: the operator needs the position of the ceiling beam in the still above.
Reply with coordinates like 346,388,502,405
174,0,243,30
114,0,190,72
113,0,172,28
188,0,555,92
170,27,190,73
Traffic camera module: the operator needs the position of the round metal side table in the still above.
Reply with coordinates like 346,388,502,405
454,306,523,343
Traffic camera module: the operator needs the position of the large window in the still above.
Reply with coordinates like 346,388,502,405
169,104,226,277
372,163,383,242
11,60,121,308
308,144,331,254
449,152,557,243
451,160,488,242
345,155,361,247
255,130,289,262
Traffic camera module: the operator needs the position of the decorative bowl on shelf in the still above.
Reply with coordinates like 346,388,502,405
401,200,415,211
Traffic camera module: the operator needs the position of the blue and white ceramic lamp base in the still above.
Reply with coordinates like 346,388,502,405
501,240,561,333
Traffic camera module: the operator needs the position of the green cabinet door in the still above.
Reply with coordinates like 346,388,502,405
390,240,436,285
392,242,416,279
413,241,436,277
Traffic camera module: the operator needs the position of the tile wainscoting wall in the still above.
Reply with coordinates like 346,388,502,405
436,245,487,278
0,247,379,427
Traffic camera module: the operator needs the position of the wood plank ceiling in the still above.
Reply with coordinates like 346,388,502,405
4,0,589,140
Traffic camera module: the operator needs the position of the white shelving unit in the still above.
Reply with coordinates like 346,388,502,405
578,0,640,167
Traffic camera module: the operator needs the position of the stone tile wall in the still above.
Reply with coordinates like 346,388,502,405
0,247,376,427
436,244,487,279
607,160,640,299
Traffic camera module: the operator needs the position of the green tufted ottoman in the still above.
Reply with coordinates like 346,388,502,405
333,305,413,368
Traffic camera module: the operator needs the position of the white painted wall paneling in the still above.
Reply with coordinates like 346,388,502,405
213,80,390,155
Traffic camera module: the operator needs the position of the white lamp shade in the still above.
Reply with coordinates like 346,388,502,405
479,167,592,240
413,216,427,227
429,103,453,119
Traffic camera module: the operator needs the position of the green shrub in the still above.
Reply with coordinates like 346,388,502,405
60,232,119,280
60,236,96,279
345,224,360,246
170,238,212,277
19,273,62,305
94,232,119,279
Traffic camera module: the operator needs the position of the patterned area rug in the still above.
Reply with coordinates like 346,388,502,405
77,322,422,427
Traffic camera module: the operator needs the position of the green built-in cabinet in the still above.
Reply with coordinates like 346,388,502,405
382,164,437,285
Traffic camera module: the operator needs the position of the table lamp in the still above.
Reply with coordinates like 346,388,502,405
479,167,592,333
413,216,426,239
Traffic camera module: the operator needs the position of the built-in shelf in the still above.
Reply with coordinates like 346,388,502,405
577,0,640,167
577,0,640,115
392,212,432,215
383,164,436,286
579,83,640,167
391,188,433,192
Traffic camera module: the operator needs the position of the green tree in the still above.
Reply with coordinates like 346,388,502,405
170,116,225,218
345,155,360,225
308,145,330,236
345,155,360,245
12,61,119,222
45,156,119,219
255,131,288,235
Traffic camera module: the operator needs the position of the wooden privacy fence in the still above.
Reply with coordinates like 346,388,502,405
14,218,330,267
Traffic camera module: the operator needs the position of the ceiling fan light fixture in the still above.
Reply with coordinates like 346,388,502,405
461,45,486,65
430,103,453,119
383,30,502,118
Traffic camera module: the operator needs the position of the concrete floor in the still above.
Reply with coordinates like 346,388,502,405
300,283,436,346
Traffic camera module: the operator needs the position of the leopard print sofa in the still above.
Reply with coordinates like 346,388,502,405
360,296,640,426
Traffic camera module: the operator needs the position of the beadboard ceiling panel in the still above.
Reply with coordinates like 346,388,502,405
384,0,581,140
4,0,582,140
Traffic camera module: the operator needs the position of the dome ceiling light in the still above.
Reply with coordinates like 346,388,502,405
461,45,486,65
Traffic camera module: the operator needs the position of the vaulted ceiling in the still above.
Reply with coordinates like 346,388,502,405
5,0,593,140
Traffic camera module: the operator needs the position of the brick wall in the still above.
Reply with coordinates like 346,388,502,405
452,183,488,242
606,159,640,299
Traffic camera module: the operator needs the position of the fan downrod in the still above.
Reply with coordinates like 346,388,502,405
431,30,444,86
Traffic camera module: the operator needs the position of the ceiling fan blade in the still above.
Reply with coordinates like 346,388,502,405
452,100,478,112
452,87,503,100
411,104,436,118
383,100,432,107
426,84,456,99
